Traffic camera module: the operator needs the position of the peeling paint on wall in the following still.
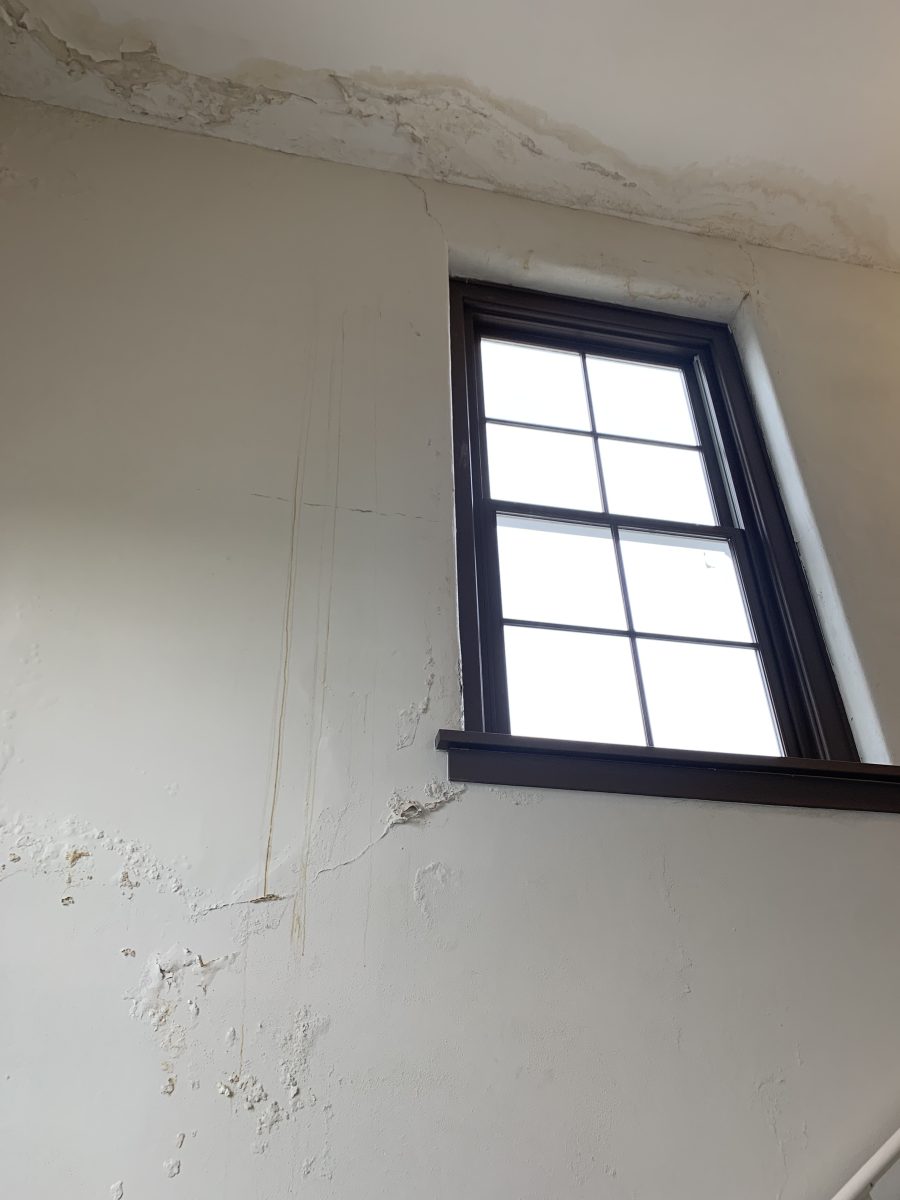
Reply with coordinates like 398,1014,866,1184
0,0,288,127
0,0,894,268
387,779,465,825
0,806,338,1171
0,812,196,904
128,945,237,1043
207,1006,332,1157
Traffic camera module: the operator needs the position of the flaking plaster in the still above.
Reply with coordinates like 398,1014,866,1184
0,0,894,269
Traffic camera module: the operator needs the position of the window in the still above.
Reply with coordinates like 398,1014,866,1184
438,282,900,811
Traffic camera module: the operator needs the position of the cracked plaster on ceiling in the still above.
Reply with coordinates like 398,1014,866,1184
0,0,894,269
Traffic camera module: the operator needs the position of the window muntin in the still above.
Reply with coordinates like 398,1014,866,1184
451,282,859,763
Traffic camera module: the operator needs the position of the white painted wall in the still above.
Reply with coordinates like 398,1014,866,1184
2,97,900,1200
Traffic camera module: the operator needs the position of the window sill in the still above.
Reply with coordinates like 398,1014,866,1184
435,729,900,813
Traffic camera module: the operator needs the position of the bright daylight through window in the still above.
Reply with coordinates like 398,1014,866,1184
484,339,779,755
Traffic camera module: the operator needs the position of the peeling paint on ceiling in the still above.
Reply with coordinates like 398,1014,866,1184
1,0,897,269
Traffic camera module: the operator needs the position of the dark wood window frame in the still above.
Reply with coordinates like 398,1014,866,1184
437,279,900,813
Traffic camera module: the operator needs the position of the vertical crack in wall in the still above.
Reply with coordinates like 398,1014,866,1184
291,312,346,955
259,321,323,898
260,384,307,897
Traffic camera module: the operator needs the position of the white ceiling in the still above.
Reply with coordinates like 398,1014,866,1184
2,0,898,268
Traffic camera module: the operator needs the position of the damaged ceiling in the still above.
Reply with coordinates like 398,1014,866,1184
1,0,898,269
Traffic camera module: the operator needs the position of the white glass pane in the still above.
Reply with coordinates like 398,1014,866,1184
620,530,752,641
600,440,714,524
497,516,626,629
587,357,698,444
638,640,781,755
481,340,591,430
486,423,603,512
505,625,646,745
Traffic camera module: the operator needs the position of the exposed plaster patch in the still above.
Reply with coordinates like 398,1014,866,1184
212,1007,329,1154
127,944,238,1067
397,642,436,749
492,785,543,808
253,1099,284,1152
8,804,329,1168
658,855,694,1052
413,860,462,951
109,1183,123,1200
237,902,291,951
0,811,199,906
240,1074,268,1111
130,945,237,1013
313,779,466,880
388,778,465,825
0,0,893,268
123,934,332,1154
0,741,15,777
753,1065,808,1200
413,860,460,925
279,1006,328,1108
0,0,288,127
194,891,287,917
